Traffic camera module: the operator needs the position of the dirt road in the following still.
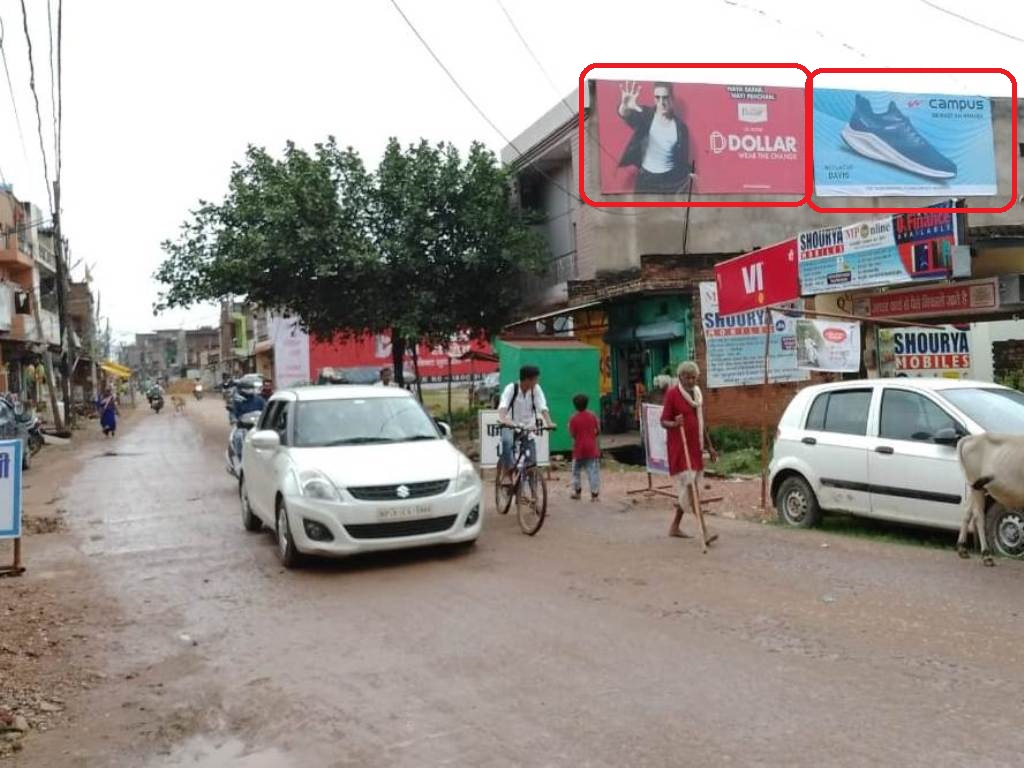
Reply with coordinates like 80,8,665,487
6,398,1024,767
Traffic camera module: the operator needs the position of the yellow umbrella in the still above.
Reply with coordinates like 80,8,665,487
100,361,133,379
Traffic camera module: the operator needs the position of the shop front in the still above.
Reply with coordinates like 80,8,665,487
604,295,693,429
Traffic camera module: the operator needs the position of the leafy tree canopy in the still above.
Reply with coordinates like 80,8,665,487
156,137,547,381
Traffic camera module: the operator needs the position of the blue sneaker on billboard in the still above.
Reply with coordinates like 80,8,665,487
840,95,957,179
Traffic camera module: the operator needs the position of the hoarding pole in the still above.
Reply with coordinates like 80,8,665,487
760,309,773,512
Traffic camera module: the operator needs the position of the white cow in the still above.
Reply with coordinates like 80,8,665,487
956,433,1024,566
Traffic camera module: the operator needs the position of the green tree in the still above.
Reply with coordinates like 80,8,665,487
156,138,546,385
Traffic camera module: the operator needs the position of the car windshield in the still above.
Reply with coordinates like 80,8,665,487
938,388,1024,433
293,396,440,448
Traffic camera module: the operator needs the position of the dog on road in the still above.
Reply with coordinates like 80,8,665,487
171,395,186,414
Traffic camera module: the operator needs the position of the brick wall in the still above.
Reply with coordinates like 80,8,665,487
993,340,1024,379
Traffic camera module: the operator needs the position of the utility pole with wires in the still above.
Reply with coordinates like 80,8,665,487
52,179,73,427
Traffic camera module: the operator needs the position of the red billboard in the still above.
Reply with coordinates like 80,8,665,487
714,239,800,316
309,333,497,384
594,79,805,196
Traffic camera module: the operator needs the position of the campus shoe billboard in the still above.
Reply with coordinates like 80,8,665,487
595,80,804,195
814,89,996,197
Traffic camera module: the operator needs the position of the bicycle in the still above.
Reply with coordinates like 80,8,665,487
495,424,554,536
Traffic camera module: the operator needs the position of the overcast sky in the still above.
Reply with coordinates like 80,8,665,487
0,0,1018,344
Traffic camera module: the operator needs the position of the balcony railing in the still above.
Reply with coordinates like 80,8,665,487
24,309,61,346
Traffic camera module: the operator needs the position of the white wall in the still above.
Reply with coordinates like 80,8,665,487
969,319,1024,382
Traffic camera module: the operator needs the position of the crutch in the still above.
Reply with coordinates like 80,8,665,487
679,421,710,554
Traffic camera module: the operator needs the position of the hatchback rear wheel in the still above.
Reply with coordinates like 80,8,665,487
776,476,821,528
986,504,1024,560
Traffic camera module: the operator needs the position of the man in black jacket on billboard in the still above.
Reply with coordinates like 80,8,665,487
617,81,692,194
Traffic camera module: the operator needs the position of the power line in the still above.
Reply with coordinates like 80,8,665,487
18,0,54,214
46,0,57,174
493,0,625,173
0,16,31,168
918,0,1024,44
388,0,642,218
55,0,62,181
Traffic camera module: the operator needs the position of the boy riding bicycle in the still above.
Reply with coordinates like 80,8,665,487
497,365,556,485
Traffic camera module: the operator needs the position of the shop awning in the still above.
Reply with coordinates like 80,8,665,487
100,361,133,379
605,319,687,346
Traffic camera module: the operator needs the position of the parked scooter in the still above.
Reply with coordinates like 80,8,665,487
225,408,261,477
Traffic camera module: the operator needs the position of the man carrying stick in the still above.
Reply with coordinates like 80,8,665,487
661,361,719,547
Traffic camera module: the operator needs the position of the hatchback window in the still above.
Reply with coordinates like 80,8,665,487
293,396,440,448
939,387,1024,433
805,389,872,436
880,389,958,442
259,401,280,431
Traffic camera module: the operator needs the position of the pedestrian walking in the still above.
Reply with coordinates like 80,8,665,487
660,362,718,541
569,393,601,501
97,386,119,438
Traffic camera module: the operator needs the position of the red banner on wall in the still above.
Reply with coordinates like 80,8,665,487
714,239,800,316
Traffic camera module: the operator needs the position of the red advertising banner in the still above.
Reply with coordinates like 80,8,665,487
714,239,800,315
594,80,805,195
853,278,999,320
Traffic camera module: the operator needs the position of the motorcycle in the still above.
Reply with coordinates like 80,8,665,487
149,394,164,413
225,409,261,478
194,384,204,401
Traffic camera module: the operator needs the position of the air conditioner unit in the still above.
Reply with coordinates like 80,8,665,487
998,274,1024,306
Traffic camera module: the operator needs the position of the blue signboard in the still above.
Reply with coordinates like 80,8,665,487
0,439,23,539
814,89,996,197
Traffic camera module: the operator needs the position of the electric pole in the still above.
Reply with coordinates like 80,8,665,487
53,180,74,427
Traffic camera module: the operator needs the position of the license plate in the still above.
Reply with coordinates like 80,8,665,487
377,504,433,521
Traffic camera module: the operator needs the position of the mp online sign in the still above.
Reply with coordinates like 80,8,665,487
0,439,23,539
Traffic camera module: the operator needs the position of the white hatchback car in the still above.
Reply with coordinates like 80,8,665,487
239,386,482,567
769,378,1024,558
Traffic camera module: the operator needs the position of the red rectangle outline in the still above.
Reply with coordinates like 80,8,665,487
578,63,812,209
807,68,1017,214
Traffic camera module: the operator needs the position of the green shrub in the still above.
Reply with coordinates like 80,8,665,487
708,425,762,454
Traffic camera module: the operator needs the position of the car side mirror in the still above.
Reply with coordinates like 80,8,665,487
435,420,452,439
250,430,281,451
933,427,963,446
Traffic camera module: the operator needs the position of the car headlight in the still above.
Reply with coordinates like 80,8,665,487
453,457,480,493
297,469,340,502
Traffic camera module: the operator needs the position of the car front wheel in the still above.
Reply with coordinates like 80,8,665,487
776,476,822,528
276,500,301,569
239,476,262,532
986,503,1024,560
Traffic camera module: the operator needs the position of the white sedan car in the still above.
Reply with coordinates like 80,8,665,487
769,378,1024,558
239,386,482,567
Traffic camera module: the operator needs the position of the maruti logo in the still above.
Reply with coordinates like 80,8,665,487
0,452,9,480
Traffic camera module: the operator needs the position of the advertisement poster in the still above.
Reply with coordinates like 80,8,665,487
699,282,808,388
795,319,861,372
270,317,311,389
813,89,996,197
878,326,971,378
0,439,23,539
798,204,959,296
715,238,800,315
891,200,961,281
477,410,550,469
595,80,804,195
640,403,669,475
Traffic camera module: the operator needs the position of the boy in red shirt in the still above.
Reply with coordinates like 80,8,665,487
569,393,601,501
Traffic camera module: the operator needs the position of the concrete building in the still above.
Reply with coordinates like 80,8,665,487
0,190,62,403
503,86,1024,428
